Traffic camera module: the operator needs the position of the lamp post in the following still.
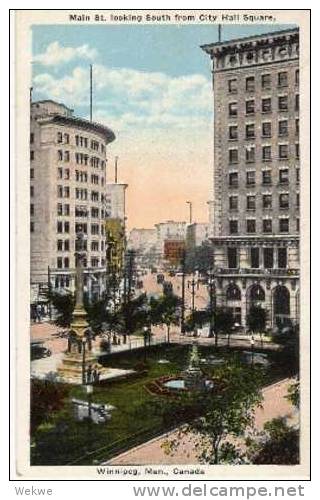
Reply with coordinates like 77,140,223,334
251,335,255,367
82,337,87,385
207,270,215,339
143,326,148,362
187,273,200,336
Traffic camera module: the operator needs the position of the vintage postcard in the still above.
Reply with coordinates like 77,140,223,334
12,9,310,480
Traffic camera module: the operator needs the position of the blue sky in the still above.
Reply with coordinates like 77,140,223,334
31,23,296,228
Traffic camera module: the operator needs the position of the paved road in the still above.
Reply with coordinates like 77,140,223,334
105,378,297,465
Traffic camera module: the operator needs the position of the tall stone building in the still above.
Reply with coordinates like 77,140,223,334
30,100,115,302
201,28,300,329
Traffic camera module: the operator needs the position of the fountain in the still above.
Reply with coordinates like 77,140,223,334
159,343,214,393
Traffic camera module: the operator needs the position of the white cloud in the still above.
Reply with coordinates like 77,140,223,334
33,41,97,66
33,63,212,131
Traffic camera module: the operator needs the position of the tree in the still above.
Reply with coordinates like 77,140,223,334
286,379,299,409
31,379,70,434
117,293,150,343
184,309,210,335
149,293,181,343
247,306,267,346
247,417,299,465
47,291,75,328
214,307,234,348
162,359,263,464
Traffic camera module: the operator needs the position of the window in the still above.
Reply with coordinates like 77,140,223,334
64,221,70,233
246,171,256,186
295,118,299,135
263,194,272,209
246,100,255,115
246,219,256,233
262,98,271,113
227,247,238,268
279,144,288,159
30,133,34,144
246,76,255,92
229,196,238,210
278,96,288,111
246,146,255,163
296,168,300,183
278,248,287,268
262,122,271,138
229,125,238,140
246,124,255,139
64,204,70,216
64,240,70,251
295,143,300,159
57,203,63,216
263,248,274,268
64,133,69,144
229,220,238,235
296,218,300,231
30,168,34,179
57,240,63,251
57,257,63,269
262,170,272,185
57,167,63,179
278,120,288,136
64,257,69,269
64,186,70,198
229,172,238,187
279,218,289,233
30,204,34,216
57,185,63,198
278,72,288,87
228,79,237,93
263,219,272,233
30,151,34,161
296,193,300,208
279,193,289,209
64,151,70,162
295,94,299,111
91,241,99,251
91,207,99,218
228,102,237,117
57,221,63,233
30,222,34,233
251,248,260,268
295,69,299,86
229,149,238,164
247,195,256,210
261,74,271,89
64,169,70,180
75,135,79,146
57,132,63,143
279,169,289,185
91,258,100,268
30,186,34,197
262,145,272,161
91,224,100,235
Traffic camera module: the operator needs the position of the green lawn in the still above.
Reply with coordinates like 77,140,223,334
31,343,297,465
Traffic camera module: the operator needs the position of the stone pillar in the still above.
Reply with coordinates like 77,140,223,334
289,281,299,324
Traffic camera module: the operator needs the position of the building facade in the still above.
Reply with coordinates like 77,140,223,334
105,183,128,220
30,100,115,301
202,28,300,329
155,221,187,255
186,223,211,250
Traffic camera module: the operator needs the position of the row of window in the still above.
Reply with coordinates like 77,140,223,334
228,193,299,211
57,239,105,252
228,119,299,140
227,246,289,270
56,186,106,200
228,143,299,164
228,217,299,235
57,221,106,235
57,168,104,185
54,132,105,154
228,70,299,94
56,256,104,269
228,95,299,117
229,168,299,187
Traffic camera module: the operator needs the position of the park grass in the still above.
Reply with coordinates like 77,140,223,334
31,343,296,465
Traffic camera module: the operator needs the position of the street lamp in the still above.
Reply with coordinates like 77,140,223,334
250,335,255,367
82,337,87,385
86,383,93,421
207,271,216,339
143,326,149,362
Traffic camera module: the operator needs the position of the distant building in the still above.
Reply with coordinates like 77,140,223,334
202,28,300,328
155,221,187,256
164,239,186,268
105,218,125,276
105,183,128,220
30,99,115,301
186,223,211,250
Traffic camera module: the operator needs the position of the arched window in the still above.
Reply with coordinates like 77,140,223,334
226,284,241,301
250,284,265,301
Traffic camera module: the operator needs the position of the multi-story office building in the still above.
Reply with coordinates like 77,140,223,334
202,28,300,328
30,100,115,301
105,183,128,220
186,223,211,250
155,220,187,257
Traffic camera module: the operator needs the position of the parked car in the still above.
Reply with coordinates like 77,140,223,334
31,341,52,361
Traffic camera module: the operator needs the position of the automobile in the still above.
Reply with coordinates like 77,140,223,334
31,341,52,361
163,281,173,294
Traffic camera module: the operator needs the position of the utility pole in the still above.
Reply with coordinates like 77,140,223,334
47,265,52,320
218,24,222,43
115,156,118,183
208,270,215,338
90,64,93,122
181,249,186,334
